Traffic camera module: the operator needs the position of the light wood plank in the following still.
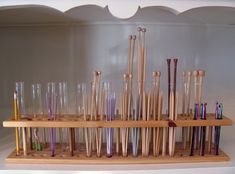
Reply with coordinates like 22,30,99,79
3,114,232,128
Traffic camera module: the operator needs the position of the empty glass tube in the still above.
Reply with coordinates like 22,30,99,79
46,82,57,157
76,83,87,149
58,82,69,151
15,82,26,148
32,83,43,151
15,82,26,117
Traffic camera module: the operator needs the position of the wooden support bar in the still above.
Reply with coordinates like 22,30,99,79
3,115,232,128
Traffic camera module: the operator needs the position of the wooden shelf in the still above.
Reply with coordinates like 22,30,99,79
3,114,232,128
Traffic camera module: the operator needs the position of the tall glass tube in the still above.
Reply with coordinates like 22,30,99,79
76,83,86,115
105,82,116,157
32,83,43,151
15,82,26,117
76,83,86,149
32,84,43,116
46,82,57,157
15,82,26,148
58,82,69,115
58,82,69,151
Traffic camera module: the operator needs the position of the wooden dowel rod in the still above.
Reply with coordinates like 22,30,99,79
187,71,192,116
127,35,132,74
198,70,205,113
14,92,20,155
182,71,186,115
193,70,199,104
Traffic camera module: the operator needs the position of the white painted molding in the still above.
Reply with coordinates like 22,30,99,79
0,0,235,18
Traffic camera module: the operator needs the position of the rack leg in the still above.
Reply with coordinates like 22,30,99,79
22,127,27,156
208,126,213,154
116,128,120,155
69,128,74,156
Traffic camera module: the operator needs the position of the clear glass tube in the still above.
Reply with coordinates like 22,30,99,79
32,83,43,116
76,83,86,116
15,82,26,117
58,82,69,151
46,82,57,156
58,82,69,115
32,83,43,151
15,82,25,148
76,83,87,149
105,82,116,157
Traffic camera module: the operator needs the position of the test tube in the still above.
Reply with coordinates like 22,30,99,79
32,83,43,151
46,82,57,157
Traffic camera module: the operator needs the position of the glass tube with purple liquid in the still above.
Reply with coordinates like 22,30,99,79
105,82,116,158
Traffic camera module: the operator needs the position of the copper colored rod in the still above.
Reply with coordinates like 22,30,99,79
173,59,178,117
167,59,171,117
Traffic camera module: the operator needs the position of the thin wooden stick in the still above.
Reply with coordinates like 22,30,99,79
182,71,187,149
152,72,157,156
193,70,199,149
168,91,174,156
143,48,147,90
198,70,205,113
127,35,132,74
182,71,186,115
146,92,151,155
156,91,163,156
186,71,192,147
187,71,192,116
172,92,178,154
83,92,90,157
142,92,147,156
193,70,199,104
130,35,136,76
14,92,20,155
97,83,104,157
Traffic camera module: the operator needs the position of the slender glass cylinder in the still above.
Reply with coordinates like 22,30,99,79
58,82,69,115
76,83,86,115
76,83,87,147
32,83,43,151
46,82,57,156
58,82,69,151
32,83,43,116
105,82,116,157
15,82,26,117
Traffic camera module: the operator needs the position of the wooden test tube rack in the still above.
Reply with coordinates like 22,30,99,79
2,114,232,164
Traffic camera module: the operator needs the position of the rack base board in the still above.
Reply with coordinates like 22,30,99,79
5,143,230,164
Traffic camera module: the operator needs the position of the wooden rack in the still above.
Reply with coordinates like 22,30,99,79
2,114,232,164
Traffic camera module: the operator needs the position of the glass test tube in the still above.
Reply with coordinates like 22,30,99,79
32,83,43,151
58,82,69,151
46,82,57,157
